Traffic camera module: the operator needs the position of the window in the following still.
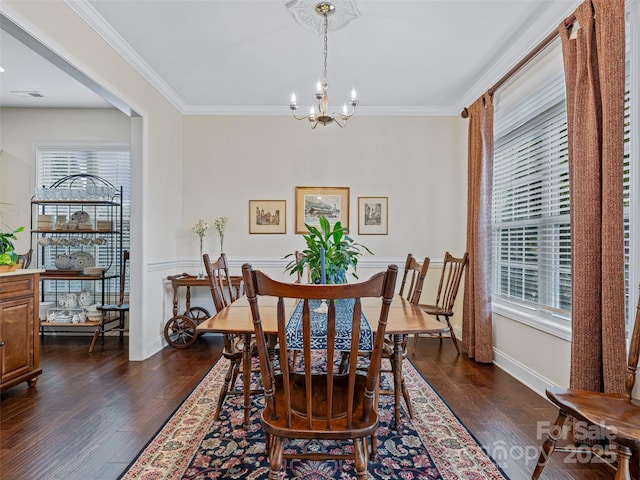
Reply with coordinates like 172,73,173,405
492,40,571,332
36,146,131,295
492,21,635,337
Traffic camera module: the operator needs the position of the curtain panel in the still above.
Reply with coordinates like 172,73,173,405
560,0,626,394
463,92,494,363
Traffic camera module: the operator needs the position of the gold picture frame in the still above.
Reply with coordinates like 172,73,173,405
358,196,388,235
295,186,349,234
249,200,286,234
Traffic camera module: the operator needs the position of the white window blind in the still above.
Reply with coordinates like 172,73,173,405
493,40,571,318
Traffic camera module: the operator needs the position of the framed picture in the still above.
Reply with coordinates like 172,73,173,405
249,200,286,234
295,186,350,234
358,196,388,235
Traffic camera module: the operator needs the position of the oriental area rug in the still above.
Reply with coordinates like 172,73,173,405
120,357,509,480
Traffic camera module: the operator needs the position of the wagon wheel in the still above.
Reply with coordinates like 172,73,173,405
164,315,198,349
185,306,210,323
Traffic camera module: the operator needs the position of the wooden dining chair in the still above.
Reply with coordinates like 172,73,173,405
378,253,430,418
293,250,311,283
203,252,259,426
16,249,33,269
531,292,640,480
242,263,398,479
412,251,468,356
91,250,129,353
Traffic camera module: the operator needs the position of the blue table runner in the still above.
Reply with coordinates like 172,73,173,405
285,298,373,352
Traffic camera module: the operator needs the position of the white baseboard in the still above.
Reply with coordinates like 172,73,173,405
492,348,557,398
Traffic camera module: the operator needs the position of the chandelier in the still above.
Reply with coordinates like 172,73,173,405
289,2,358,128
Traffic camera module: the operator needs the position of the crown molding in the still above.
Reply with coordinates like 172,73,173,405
457,0,581,111
65,0,188,113
181,104,459,116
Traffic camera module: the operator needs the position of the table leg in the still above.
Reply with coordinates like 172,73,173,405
242,333,252,428
171,282,179,317
185,286,192,314
392,333,403,429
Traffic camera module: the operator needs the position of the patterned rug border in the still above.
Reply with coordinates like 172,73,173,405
119,355,511,479
404,358,511,479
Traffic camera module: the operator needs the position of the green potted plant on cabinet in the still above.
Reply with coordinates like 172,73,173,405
285,216,372,284
0,225,25,272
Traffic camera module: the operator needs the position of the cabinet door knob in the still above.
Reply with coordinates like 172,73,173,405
0,341,5,347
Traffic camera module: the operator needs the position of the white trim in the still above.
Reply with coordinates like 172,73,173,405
492,347,559,398
182,105,460,116
628,0,640,334
492,298,571,342
147,255,436,272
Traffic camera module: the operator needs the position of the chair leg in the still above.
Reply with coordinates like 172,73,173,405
89,322,102,353
268,436,284,480
119,312,125,339
532,410,567,479
369,433,378,461
401,377,414,419
353,437,368,479
213,359,239,420
443,316,461,354
411,333,419,357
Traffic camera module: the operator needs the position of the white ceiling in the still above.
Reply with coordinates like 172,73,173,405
0,0,580,115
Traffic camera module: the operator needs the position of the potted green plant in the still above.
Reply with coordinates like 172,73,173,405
0,226,25,272
285,216,372,284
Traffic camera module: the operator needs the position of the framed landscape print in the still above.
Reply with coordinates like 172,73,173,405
358,196,388,235
295,186,349,234
249,200,286,234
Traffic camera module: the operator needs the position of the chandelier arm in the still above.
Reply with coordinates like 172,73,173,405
332,117,346,128
291,111,311,121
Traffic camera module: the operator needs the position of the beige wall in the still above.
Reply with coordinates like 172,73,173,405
181,115,468,261
180,114,469,318
0,107,131,254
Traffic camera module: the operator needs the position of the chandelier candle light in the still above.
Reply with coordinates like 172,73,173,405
289,2,358,128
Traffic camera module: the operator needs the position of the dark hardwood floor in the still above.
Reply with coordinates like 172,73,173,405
1,334,616,480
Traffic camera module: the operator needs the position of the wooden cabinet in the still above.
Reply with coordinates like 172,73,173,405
0,271,42,391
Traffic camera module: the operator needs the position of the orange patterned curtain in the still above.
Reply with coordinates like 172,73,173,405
463,92,494,363
559,0,626,394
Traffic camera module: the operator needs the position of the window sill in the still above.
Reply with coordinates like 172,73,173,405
492,298,571,341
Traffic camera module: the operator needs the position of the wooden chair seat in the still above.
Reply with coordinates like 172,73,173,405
546,387,640,449
267,373,376,437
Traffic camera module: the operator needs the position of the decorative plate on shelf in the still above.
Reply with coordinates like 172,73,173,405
70,210,90,223
71,251,95,269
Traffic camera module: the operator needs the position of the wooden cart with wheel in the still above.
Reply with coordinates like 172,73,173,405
164,273,242,349
164,273,211,349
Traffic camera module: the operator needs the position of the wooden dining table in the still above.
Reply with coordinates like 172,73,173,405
197,294,448,428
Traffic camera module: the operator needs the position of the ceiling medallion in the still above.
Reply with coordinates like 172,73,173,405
286,0,360,35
